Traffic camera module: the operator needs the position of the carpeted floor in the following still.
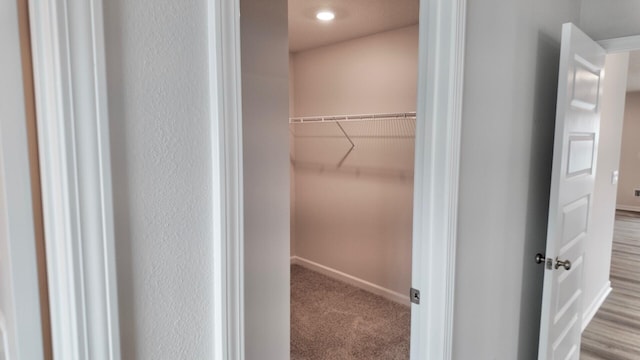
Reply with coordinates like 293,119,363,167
291,265,410,360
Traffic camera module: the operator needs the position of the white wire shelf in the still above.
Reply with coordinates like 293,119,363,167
289,111,417,124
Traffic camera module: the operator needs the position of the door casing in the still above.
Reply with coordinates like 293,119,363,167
28,0,122,359
207,0,467,359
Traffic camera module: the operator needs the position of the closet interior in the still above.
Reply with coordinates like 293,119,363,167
288,1,419,359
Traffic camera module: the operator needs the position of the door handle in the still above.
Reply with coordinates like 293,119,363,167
536,253,571,270
535,253,553,269
554,257,571,271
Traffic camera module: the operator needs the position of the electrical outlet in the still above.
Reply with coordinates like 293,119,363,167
635,189,640,197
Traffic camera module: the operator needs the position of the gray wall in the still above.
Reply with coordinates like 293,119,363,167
104,0,213,358
0,0,45,357
454,0,582,358
103,0,289,357
240,0,291,358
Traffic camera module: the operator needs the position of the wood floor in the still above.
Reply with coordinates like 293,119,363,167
581,210,640,359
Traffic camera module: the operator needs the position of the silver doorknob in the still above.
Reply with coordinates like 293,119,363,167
535,253,546,264
554,257,571,271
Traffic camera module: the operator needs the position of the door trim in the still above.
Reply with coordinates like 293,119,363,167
598,35,640,53
208,0,245,359
291,256,410,306
616,204,640,212
582,281,611,332
28,0,121,359
208,0,467,359
410,0,466,358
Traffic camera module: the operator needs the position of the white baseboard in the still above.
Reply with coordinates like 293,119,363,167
290,256,410,306
616,204,640,212
582,282,612,332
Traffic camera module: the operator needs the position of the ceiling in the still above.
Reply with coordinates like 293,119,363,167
289,0,420,53
628,50,640,92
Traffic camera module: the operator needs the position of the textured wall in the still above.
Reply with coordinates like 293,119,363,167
454,0,581,358
103,0,213,358
617,92,640,209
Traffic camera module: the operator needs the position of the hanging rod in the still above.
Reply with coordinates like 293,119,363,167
289,111,416,124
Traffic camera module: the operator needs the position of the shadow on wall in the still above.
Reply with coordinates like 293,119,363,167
103,0,137,356
517,31,562,359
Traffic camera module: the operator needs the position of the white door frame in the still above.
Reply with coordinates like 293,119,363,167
208,1,245,359
599,35,640,53
208,0,467,359
28,0,121,359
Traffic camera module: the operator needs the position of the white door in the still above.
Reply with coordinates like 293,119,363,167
0,1,45,358
537,23,606,360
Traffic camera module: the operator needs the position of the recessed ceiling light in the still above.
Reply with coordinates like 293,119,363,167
316,11,335,21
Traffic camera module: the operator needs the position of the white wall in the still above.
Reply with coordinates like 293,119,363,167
291,25,418,117
617,92,640,210
290,26,418,298
454,0,582,358
240,0,291,358
580,0,640,40
583,53,629,327
103,0,213,358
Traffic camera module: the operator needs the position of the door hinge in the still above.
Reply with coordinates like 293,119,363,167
410,287,420,304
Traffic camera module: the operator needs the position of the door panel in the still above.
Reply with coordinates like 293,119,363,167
538,23,606,360
566,136,595,176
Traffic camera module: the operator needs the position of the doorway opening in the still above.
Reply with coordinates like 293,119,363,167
580,48,640,359
287,1,419,358
214,0,466,357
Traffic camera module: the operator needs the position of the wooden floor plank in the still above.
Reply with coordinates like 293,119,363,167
581,210,640,359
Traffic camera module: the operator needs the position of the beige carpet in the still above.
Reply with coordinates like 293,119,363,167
291,265,410,360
